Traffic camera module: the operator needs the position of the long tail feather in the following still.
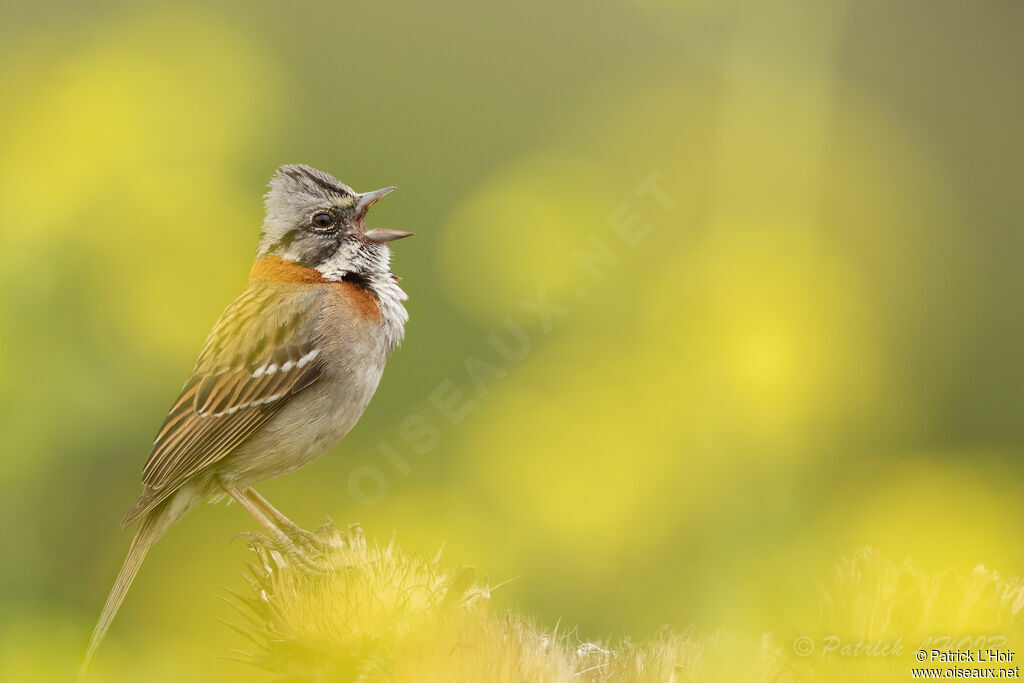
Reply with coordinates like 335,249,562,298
81,502,169,674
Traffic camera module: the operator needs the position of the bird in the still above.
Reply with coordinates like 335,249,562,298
83,163,413,670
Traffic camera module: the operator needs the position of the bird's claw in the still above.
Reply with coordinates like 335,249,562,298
263,532,333,574
231,530,269,547
284,525,320,548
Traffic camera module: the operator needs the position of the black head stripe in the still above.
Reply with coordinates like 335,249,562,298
282,166,348,197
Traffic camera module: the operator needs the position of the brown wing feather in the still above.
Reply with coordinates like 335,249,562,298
121,284,324,527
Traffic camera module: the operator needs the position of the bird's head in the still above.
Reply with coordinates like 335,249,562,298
257,164,411,281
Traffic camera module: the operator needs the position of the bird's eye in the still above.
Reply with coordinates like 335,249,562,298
311,213,334,229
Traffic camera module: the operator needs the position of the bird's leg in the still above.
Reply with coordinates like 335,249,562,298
220,481,327,573
244,488,317,545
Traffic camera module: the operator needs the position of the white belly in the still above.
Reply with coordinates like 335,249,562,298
215,352,386,489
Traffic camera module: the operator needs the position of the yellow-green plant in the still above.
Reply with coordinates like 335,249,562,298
225,524,752,682
226,528,1024,682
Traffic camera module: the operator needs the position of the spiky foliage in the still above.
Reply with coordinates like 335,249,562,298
770,548,1024,681
225,523,753,682
227,531,1024,683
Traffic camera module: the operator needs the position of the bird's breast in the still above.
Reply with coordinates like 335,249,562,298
329,280,382,322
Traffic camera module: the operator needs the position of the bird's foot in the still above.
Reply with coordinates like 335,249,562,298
231,530,267,546
281,543,333,574
265,531,333,574
235,529,331,573
278,521,320,548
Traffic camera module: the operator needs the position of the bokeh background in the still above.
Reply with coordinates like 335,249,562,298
1,1,1022,680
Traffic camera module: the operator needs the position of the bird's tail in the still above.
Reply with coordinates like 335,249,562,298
81,501,172,674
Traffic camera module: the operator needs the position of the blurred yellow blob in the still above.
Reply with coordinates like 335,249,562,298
0,9,284,356
0,9,280,234
837,455,1024,574
439,151,616,323
643,219,879,443
431,61,968,640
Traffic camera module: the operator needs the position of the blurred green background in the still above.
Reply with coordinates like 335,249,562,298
1,1,1022,680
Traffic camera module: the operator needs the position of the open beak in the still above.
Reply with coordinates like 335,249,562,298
355,186,397,214
355,186,413,243
363,228,414,243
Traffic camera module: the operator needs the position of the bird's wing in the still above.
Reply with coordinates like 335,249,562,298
123,284,325,526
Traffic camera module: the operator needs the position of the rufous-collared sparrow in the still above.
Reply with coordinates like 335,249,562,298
83,164,413,669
